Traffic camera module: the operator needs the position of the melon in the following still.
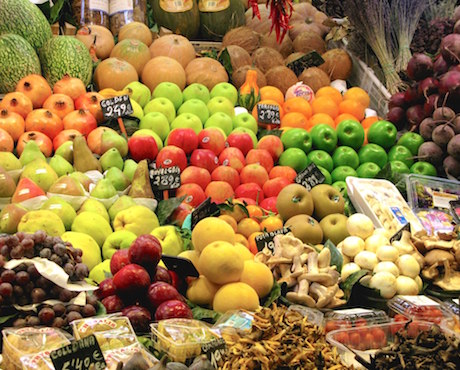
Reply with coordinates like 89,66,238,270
151,0,200,39
199,0,246,41
185,58,228,90
142,56,186,92
0,34,41,94
94,58,139,91
39,37,93,87
110,39,151,75
149,34,196,68
0,0,52,50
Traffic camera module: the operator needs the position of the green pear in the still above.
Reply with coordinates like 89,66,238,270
69,171,93,192
100,148,123,172
78,198,110,223
108,195,136,221
73,135,102,173
123,159,138,181
102,230,137,259
48,176,86,196
19,141,46,166
105,167,130,191
88,259,111,284
71,211,112,246
55,141,74,163
128,159,154,198
18,210,66,236
0,204,28,234
41,196,77,230
101,130,128,157
61,232,102,270
0,166,16,197
90,179,117,199
0,152,22,171
20,159,58,192
49,155,74,177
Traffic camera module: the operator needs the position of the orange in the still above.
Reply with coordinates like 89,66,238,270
259,216,283,233
218,214,238,232
246,205,264,221
311,97,339,119
309,113,335,130
361,116,381,129
237,218,261,239
316,86,343,105
344,87,370,108
283,97,312,119
338,99,365,121
235,233,249,247
335,113,359,127
248,231,263,254
281,112,309,130
260,86,285,105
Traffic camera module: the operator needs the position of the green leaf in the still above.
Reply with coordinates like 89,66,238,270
192,306,222,323
177,226,192,251
95,300,107,316
324,239,343,273
263,279,281,307
0,313,17,325
375,164,407,199
340,270,368,301
235,203,249,218
137,335,156,353
50,0,66,24
156,196,186,225
218,48,233,77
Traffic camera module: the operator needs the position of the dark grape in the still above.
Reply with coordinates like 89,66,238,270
53,243,66,257
75,263,89,279
52,317,65,328
0,295,3,305
23,282,34,294
27,265,40,279
1,269,16,283
63,263,74,277
0,236,7,247
75,256,82,263
13,285,24,297
24,249,34,259
66,304,81,314
38,307,55,325
0,282,13,297
13,318,27,327
0,255,5,268
6,235,19,247
36,276,52,289
31,288,46,303
21,238,34,250
73,248,83,257
82,304,96,317
86,294,98,307
10,245,24,259
33,230,47,243
15,232,26,242
53,303,66,317
66,311,83,323
59,289,74,302
39,248,52,259
15,263,27,272
17,296,28,305
15,271,30,286
61,255,69,264
26,316,40,326
50,254,62,266
0,245,10,257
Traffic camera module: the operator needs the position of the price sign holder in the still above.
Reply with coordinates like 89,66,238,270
149,165,181,200
450,199,460,224
201,338,227,368
295,163,325,191
162,255,199,278
287,51,325,76
50,334,106,370
390,222,411,244
190,197,219,230
255,227,291,252
100,95,133,138
257,104,281,126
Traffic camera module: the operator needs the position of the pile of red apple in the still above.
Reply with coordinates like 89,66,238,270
95,234,192,332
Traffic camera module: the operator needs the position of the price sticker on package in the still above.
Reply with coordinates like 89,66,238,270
100,95,133,120
257,104,281,125
255,227,291,253
149,166,181,191
295,163,325,191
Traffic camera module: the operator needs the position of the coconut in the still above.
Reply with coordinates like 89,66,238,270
232,65,267,89
293,32,326,54
285,52,306,66
222,45,252,72
222,26,260,54
252,47,285,74
260,32,294,58
319,49,353,80
299,67,330,92
265,66,298,95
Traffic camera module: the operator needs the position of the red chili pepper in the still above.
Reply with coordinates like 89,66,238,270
265,0,292,43
248,0,261,19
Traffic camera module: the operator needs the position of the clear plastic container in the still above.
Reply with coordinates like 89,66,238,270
387,295,445,324
150,319,221,363
440,298,460,317
323,308,390,333
212,310,254,341
441,317,460,339
288,305,324,327
104,343,159,369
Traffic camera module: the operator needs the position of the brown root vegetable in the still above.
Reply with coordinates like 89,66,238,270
293,32,326,55
252,47,285,74
222,45,251,72
222,26,260,54
260,32,294,58
265,66,298,95
299,67,330,92
232,65,267,89
319,49,353,80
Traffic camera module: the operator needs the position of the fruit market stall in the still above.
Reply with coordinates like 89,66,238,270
0,0,460,369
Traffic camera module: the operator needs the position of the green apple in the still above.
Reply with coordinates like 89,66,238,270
151,225,184,256
307,150,334,173
336,119,365,150
131,129,163,150
182,83,210,103
232,112,258,134
332,180,348,198
204,112,233,136
139,112,170,142
410,161,437,176
102,230,138,259
279,148,310,173
356,162,381,178
358,144,388,169
210,82,238,106
89,259,111,284
281,128,312,154
153,81,183,110
367,120,397,149
331,165,358,183
310,124,338,153
207,96,235,117
124,81,151,108
389,160,410,174
144,97,176,123
170,113,203,135
41,196,77,231
397,132,424,156
332,146,360,169
178,98,209,124
129,99,144,120
388,145,414,168
231,127,258,147
317,165,332,185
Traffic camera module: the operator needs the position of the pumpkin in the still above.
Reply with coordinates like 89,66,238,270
289,2,330,40
93,57,138,91
265,66,298,95
118,21,153,46
238,69,260,111
149,34,196,68
244,7,271,34
299,67,330,92
110,39,151,75
293,32,326,55
252,47,284,74
75,25,114,60
222,45,252,71
151,0,200,39
222,26,260,54
185,57,228,90
232,65,266,89
260,32,294,58
199,0,246,41
142,56,186,92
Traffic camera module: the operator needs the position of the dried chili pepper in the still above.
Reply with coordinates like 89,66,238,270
248,0,261,19
248,0,293,42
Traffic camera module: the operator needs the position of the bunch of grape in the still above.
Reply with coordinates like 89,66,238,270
411,17,455,55
0,231,89,282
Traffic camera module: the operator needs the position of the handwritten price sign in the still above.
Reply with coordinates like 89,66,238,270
100,95,133,120
257,104,281,125
149,166,181,191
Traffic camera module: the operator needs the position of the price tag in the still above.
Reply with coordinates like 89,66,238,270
149,166,181,191
161,255,199,278
295,163,325,191
334,308,373,316
50,335,106,370
201,338,227,368
100,95,133,120
389,222,411,243
257,104,281,125
287,51,325,76
190,197,219,230
255,227,291,252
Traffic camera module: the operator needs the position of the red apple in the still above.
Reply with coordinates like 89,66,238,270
110,249,131,275
176,183,206,208
257,135,284,161
53,129,81,150
219,147,246,172
240,164,269,188
171,202,193,227
246,149,274,173
156,145,187,171
122,305,151,332
262,177,291,198
198,127,226,155
154,299,193,320
101,295,124,313
180,166,211,190
269,166,297,182
190,149,219,173
166,128,198,155
153,266,172,284
205,181,235,204
148,281,183,310
129,235,162,271
95,278,116,300
113,264,151,296
235,183,264,202
260,196,278,213
226,131,254,156
211,166,240,190
128,135,158,162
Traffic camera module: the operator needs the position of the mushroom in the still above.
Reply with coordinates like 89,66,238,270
424,239,459,251
392,230,415,254
309,283,338,308
286,277,316,307
277,264,297,288
434,259,460,291
302,253,335,286
317,248,331,268
424,249,455,266
455,247,460,265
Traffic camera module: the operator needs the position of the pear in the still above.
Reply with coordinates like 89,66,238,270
101,129,128,157
100,148,123,171
69,171,93,192
73,135,102,173
0,152,22,171
41,196,77,230
48,176,86,196
20,159,58,192
0,204,28,233
18,210,66,236
0,166,16,197
78,198,110,223
105,167,130,191
49,155,74,177
90,179,117,199
19,141,46,166
61,232,102,270
71,212,112,246
55,141,74,163
11,178,46,203
88,259,111,284
113,205,159,236
123,159,138,181
128,159,155,198
108,195,136,221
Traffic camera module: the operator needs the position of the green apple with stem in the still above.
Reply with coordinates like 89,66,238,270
182,83,210,103
124,81,151,108
232,112,258,134
170,113,203,135
207,96,235,117
204,112,233,136
139,112,170,142
210,82,238,106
